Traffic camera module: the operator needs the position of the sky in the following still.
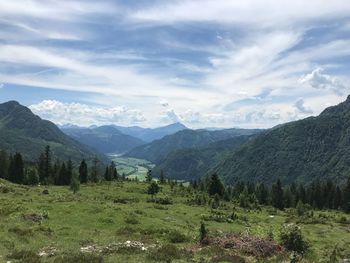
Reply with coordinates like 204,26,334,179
0,0,350,128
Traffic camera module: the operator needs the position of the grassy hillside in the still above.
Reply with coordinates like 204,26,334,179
0,101,106,163
152,136,253,180
62,126,145,154
125,128,262,164
0,179,349,262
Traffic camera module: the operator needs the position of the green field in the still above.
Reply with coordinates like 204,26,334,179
109,156,154,181
0,179,350,262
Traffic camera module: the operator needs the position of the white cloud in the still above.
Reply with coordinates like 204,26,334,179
0,83,4,89
29,100,146,126
299,68,348,96
294,98,313,114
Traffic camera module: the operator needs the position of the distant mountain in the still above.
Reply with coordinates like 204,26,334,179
62,125,145,154
152,135,254,181
113,122,188,142
0,101,106,162
125,128,263,164
212,95,350,185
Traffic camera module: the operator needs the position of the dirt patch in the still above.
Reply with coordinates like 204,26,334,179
206,233,283,258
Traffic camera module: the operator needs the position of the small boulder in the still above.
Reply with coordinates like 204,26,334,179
42,189,49,195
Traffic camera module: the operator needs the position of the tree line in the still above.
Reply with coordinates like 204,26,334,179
0,146,124,187
191,174,350,213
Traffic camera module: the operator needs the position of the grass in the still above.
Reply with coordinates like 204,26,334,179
0,178,349,262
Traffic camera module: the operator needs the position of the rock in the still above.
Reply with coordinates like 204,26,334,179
42,189,49,195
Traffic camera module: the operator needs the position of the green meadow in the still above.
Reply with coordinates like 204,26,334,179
0,179,349,263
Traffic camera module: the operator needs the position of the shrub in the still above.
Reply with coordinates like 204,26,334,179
147,244,181,262
168,229,188,243
124,215,139,225
280,224,308,254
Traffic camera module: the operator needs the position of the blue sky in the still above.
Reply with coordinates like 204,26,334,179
1,0,350,128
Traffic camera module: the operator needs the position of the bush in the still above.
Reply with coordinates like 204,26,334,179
280,224,308,254
168,229,188,243
124,214,139,225
147,244,181,262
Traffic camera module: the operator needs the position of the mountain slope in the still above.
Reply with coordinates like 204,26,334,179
0,101,106,162
152,135,254,180
212,96,350,185
125,128,262,164
62,125,145,154
114,122,188,142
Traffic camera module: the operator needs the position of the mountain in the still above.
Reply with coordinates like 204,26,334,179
152,135,254,180
62,125,145,154
0,101,106,162
212,95,350,185
113,122,188,142
125,128,263,164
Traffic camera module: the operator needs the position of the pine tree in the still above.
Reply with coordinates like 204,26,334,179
113,168,118,181
104,166,110,181
90,157,99,183
271,179,284,210
25,167,39,185
199,222,207,244
44,145,52,182
58,162,67,185
79,159,88,184
147,181,160,199
333,186,342,210
159,170,166,184
70,173,80,194
256,183,269,205
38,153,46,182
66,159,73,185
146,169,152,183
0,150,9,179
8,153,24,184
342,177,350,213
208,173,225,197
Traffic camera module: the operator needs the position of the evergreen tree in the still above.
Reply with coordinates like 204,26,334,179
159,170,166,184
0,150,9,179
146,169,152,182
113,168,118,181
25,167,39,185
342,177,350,213
8,153,24,184
284,187,295,208
79,159,88,184
104,166,111,181
57,162,68,185
271,179,284,210
208,173,225,197
147,181,160,199
38,153,46,182
199,222,207,244
90,157,99,183
333,186,342,209
44,145,52,182
66,159,73,185
256,183,269,205
70,173,80,194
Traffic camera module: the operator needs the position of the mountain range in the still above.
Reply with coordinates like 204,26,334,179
61,125,145,154
211,95,350,184
125,128,262,164
0,101,106,163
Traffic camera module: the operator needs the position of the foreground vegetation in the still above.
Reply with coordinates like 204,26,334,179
0,178,350,263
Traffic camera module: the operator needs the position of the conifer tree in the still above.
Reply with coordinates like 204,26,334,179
0,150,9,179
334,186,342,210
342,177,350,213
58,162,67,185
256,183,269,205
79,159,88,183
90,157,99,183
8,153,24,184
25,167,39,185
147,181,160,199
159,170,166,184
146,169,152,182
271,179,284,210
208,173,225,197
70,173,80,194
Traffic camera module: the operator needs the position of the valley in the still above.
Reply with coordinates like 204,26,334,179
109,156,154,181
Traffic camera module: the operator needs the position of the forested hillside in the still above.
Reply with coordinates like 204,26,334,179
212,95,350,184
0,101,106,163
